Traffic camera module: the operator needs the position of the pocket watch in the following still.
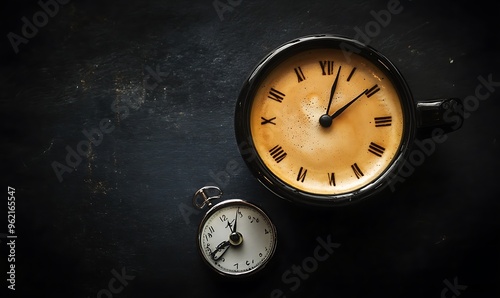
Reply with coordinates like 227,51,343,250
192,186,277,277
234,34,463,206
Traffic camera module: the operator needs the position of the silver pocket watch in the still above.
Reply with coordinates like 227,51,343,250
193,186,277,277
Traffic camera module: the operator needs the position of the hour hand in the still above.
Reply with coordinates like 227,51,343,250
211,240,230,261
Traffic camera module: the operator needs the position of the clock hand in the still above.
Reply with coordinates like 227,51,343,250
326,65,341,115
330,89,368,120
319,66,341,128
229,208,243,246
232,207,239,233
211,240,231,261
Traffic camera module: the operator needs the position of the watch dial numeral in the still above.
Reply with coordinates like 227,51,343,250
351,163,364,179
328,172,336,186
374,116,392,127
269,145,287,163
368,142,385,157
296,167,308,182
268,88,286,103
346,67,357,82
319,60,334,75
248,215,259,223
261,116,277,125
294,67,306,82
204,231,214,241
366,84,380,98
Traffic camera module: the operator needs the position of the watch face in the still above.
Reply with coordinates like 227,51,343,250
198,200,277,277
235,35,415,206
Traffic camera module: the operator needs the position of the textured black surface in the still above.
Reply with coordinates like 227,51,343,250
1,0,499,297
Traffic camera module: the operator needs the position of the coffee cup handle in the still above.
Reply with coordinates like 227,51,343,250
415,98,464,139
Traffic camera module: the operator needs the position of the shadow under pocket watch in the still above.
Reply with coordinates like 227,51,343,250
193,186,277,277
235,34,463,207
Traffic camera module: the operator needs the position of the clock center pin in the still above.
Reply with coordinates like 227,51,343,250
319,114,333,128
229,232,243,246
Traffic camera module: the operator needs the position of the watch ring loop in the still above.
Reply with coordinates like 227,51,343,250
192,186,223,209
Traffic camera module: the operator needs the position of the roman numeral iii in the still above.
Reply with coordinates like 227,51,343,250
374,116,392,127
269,145,287,163
368,142,385,157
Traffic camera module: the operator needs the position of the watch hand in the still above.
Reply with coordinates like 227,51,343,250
210,240,230,261
330,89,368,120
229,208,243,246
326,65,341,115
232,207,239,233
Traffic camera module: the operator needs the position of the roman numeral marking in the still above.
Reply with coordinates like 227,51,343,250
268,88,286,103
351,163,364,179
346,67,357,82
269,145,287,163
328,172,336,186
261,116,276,125
366,84,380,98
294,67,306,82
374,116,392,127
319,61,334,75
296,167,308,182
368,142,385,157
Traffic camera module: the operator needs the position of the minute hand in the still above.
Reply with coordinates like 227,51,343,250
330,89,368,120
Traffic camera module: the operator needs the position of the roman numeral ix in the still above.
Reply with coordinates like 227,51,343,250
269,145,287,163
268,88,286,103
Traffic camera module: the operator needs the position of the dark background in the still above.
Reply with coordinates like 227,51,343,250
1,0,499,297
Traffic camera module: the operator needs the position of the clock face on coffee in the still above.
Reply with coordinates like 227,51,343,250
235,35,416,206
249,48,404,195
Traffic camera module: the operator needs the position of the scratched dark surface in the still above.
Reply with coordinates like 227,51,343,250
1,0,499,297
